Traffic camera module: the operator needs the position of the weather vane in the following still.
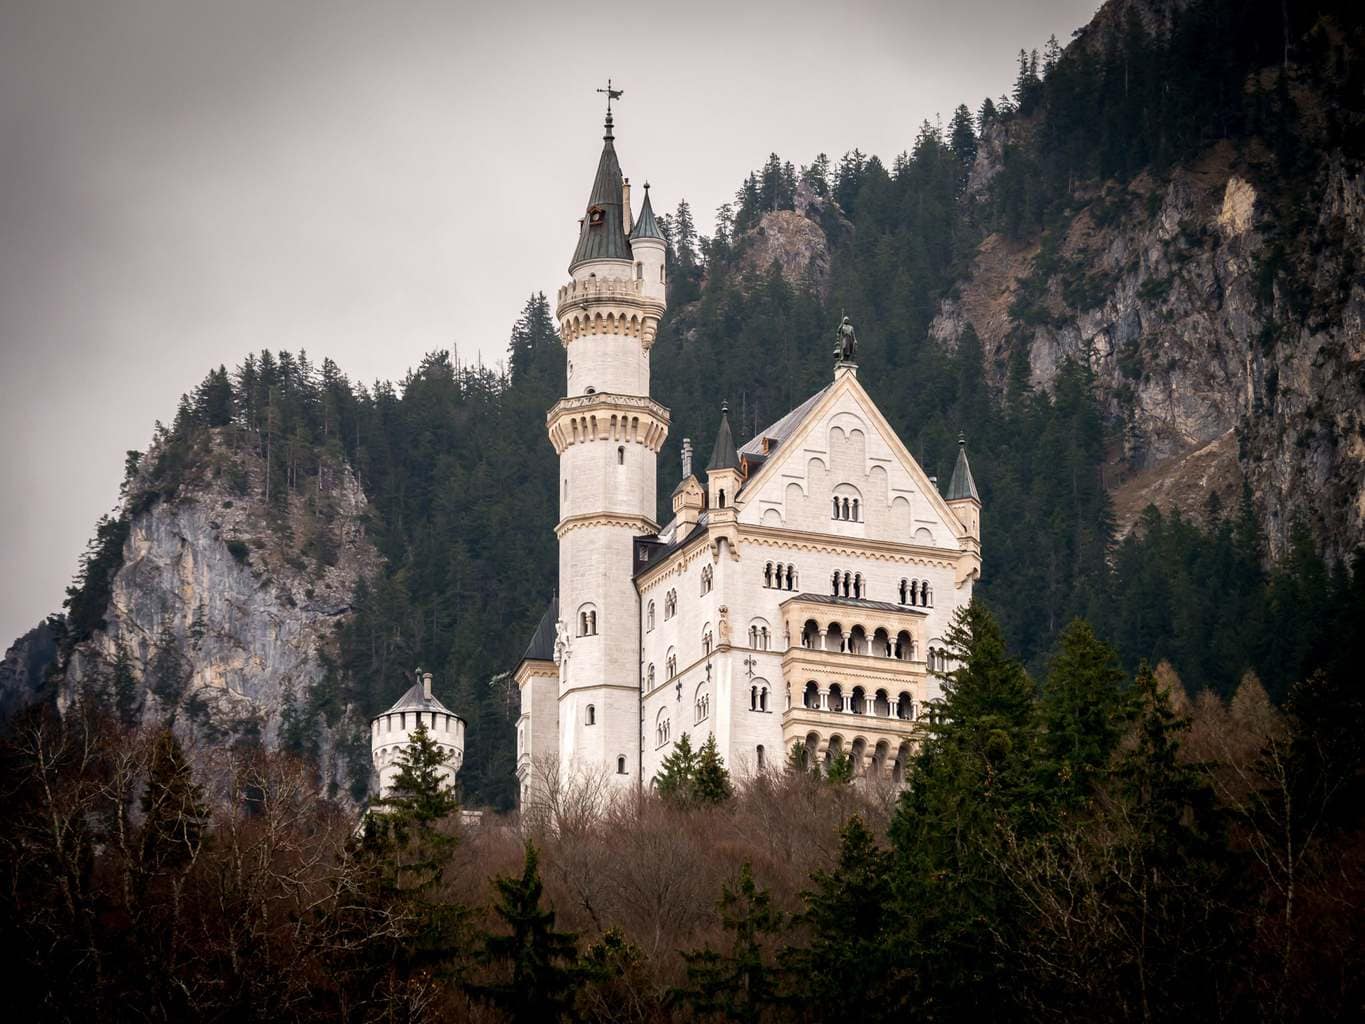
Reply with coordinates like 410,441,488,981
597,78,624,117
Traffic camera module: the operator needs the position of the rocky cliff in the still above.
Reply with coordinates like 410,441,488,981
930,129,1363,558
60,429,382,798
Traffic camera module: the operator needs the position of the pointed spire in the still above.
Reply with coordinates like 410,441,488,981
946,433,980,501
570,114,632,270
707,402,740,472
630,182,664,241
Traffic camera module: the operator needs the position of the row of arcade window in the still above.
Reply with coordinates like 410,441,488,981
701,565,713,595
832,496,861,521
832,571,865,599
899,578,933,607
749,625,771,650
578,608,598,636
764,562,797,590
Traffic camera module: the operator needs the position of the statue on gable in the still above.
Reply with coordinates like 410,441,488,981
834,316,857,364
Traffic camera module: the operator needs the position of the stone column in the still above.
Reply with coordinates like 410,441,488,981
819,687,830,711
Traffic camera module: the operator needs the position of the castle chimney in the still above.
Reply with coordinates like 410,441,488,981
422,671,433,701
681,438,693,479
622,177,632,234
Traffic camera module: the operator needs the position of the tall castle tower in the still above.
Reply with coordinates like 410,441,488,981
547,103,669,787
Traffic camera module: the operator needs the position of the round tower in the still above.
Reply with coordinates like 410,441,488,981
548,107,668,788
370,670,465,796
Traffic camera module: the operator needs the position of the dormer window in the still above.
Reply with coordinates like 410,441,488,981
588,206,605,226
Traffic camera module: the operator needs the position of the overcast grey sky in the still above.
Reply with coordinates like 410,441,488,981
0,0,1098,644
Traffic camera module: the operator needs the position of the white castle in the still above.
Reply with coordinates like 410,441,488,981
513,102,982,807
370,670,465,796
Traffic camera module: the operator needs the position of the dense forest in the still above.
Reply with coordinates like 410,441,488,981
5,599,1363,1020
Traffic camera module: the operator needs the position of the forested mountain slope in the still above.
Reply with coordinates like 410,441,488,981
6,0,1362,809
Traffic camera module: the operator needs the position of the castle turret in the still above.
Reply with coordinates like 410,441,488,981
706,403,742,514
629,182,667,307
945,434,982,583
547,105,669,789
370,670,465,796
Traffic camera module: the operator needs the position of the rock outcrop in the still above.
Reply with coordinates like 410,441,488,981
737,181,848,294
60,430,382,796
930,141,1365,559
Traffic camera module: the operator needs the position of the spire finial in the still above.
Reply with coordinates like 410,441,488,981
958,432,966,446
597,78,623,137
721,401,729,416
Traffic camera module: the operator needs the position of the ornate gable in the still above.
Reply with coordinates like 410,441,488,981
735,368,968,549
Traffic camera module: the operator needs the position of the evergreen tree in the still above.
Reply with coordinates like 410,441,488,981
949,103,978,173
783,817,909,1022
693,733,733,804
678,863,784,1024
1036,619,1131,807
654,732,699,802
470,841,580,1022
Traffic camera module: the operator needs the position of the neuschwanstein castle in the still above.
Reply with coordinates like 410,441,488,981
513,104,982,808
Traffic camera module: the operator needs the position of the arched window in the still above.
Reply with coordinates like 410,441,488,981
757,744,766,770
617,755,627,774
702,626,713,655
647,601,655,631
832,496,840,518
764,562,773,587
831,569,840,594
853,573,863,599
694,685,710,724
759,685,769,712
786,564,796,590
718,489,726,507
843,571,852,597
647,663,655,690
617,445,625,465
634,261,643,280
701,564,713,595
578,606,598,636
666,649,677,678
899,578,908,604
750,685,757,711
842,497,851,520
910,580,920,606
852,498,860,521
665,590,676,619
586,704,596,726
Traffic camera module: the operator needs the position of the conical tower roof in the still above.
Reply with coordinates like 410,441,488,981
946,434,980,501
570,114,632,269
630,182,664,241
707,402,740,472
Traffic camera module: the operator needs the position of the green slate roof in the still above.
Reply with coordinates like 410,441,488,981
946,434,980,501
570,116,632,269
630,184,664,241
707,403,740,472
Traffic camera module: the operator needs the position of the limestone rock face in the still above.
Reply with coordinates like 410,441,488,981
737,181,847,294
0,620,57,721
930,145,1365,561
61,431,382,797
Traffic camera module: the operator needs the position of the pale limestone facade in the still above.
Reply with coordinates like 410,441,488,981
515,111,982,808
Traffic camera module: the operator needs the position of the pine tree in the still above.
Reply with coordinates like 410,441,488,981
654,732,699,802
783,817,909,1022
949,103,978,173
693,733,733,804
678,863,784,1024
469,841,580,1022
1036,618,1131,807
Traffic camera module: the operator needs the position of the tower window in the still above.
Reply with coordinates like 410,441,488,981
617,755,627,774
586,704,596,726
618,446,625,465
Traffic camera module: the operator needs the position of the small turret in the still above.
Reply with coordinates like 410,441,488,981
370,669,466,798
630,182,666,304
945,433,981,544
706,403,742,513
